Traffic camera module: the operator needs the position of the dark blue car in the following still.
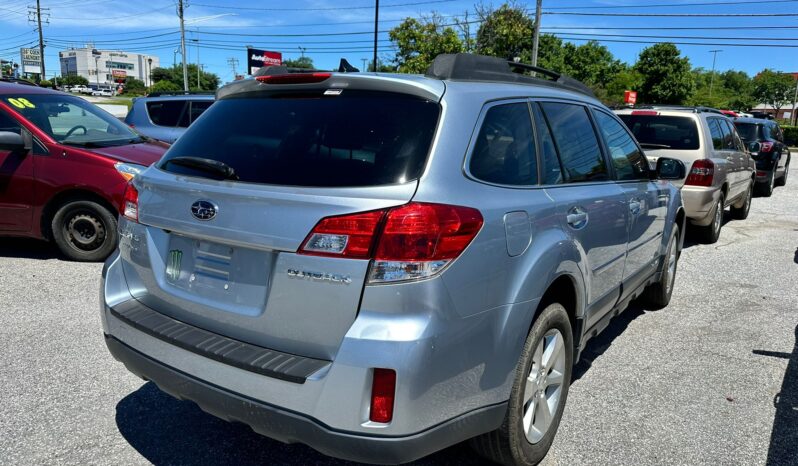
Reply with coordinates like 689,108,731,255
125,93,214,144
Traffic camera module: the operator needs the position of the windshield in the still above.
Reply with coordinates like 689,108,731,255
159,90,441,187
2,94,141,147
618,115,700,150
733,122,761,142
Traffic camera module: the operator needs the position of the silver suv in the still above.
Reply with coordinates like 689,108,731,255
101,54,686,465
614,107,756,243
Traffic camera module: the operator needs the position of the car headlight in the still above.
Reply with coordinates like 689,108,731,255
114,162,146,181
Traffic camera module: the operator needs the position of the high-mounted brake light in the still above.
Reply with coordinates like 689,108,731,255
631,110,659,116
685,159,714,187
256,72,332,85
121,183,139,222
298,202,483,283
369,368,396,423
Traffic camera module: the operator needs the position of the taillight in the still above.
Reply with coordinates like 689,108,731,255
369,368,396,423
685,159,714,187
760,141,774,152
256,72,331,84
121,183,139,222
298,202,483,283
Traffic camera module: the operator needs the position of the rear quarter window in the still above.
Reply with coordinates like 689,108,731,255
146,100,187,127
618,114,700,150
469,102,538,186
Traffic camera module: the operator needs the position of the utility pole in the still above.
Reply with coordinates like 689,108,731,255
791,76,798,126
708,49,722,98
372,0,379,72
227,57,239,80
177,0,189,92
361,58,367,71
298,46,306,59
28,1,49,82
531,0,542,67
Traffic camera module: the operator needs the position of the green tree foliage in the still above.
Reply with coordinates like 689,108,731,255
389,16,463,73
150,64,220,91
562,41,623,89
148,80,181,94
122,77,146,95
535,34,566,72
635,43,695,104
601,66,643,106
475,3,534,61
753,69,795,111
283,56,315,69
59,74,89,86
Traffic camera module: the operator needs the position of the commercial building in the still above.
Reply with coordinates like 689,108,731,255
59,46,159,87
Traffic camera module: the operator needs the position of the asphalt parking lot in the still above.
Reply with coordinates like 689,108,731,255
1,179,796,466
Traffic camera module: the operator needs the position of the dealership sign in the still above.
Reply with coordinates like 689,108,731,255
112,69,127,82
20,48,41,75
247,48,282,75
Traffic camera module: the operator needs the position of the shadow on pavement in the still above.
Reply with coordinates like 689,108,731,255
754,324,798,466
571,305,646,383
0,237,61,260
116,382,481,466
793,247,797,264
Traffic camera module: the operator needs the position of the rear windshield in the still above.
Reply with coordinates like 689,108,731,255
159,91,440,187
618,115,700,150
733,122,762,142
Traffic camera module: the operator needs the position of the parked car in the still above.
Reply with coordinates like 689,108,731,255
733,117,790,196
124,92,214,143
69,85,89,94
101,54,687,465
91,88,114,97
0,79,168,261
615,106,755,243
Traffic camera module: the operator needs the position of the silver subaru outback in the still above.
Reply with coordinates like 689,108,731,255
101,54,686,465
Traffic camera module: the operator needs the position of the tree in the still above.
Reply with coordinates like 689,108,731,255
283,56,314,69
753,69,795,111
721,70,756,110
602,66,643,106
475,3,534,62
59,74,89,86
389,16,463,73
150,64,220,91
536,34,567,73
122,77,146,95
635,43,694,104
561,41,623,89
149,80,181,94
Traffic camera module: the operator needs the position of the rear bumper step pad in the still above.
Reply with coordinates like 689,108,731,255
109,300,330,384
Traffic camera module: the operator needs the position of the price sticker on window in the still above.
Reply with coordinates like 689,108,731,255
6,97,35,109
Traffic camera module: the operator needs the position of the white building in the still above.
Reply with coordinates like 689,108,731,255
59,46,159,87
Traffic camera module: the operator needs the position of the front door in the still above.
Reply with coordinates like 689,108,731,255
0,108,34,232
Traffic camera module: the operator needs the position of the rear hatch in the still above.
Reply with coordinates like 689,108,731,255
120,79,442,360
618,112,703,187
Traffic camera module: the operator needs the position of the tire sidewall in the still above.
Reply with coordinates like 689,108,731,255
51,200,118,262
507,303,574,465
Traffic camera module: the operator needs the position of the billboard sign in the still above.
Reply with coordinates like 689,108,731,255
111,69,127,82
247,48,281,75
624,90,638,105
20,48,41,75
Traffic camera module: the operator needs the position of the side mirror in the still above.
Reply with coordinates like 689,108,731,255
656,157,686,180
0,131,26,152
748,141,761,153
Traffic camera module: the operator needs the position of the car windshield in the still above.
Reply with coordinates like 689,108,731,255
618,114,700,150
733,122,761,141
159,90,441,187
2,93,142,147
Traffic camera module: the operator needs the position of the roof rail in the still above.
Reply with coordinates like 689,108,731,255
0,77,38,87
634,105,724,115
145,91,215,97
424,53,595,98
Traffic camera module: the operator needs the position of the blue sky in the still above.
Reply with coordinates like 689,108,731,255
1,0,797,83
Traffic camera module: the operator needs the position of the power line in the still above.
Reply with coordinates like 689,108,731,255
556,36,798,47
546,12,798,17
545,0,798,9
544,32,798,41
190,0,456,11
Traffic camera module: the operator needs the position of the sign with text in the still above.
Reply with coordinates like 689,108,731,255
624,90,638,105
112,69,127,82
247,48,282,75
20,48,41,75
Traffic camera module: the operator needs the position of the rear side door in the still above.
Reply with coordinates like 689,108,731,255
592,108,667,293
0,106,34,232
535,101,629,329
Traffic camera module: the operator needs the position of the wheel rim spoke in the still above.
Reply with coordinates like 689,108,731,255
524,375,538,404
534,392,553,435
547,368,564,387
542,333,563,370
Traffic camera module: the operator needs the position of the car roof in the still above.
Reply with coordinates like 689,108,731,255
0,81,68,96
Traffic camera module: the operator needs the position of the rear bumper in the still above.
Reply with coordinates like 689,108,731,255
680,185,720,225
105,335,506,464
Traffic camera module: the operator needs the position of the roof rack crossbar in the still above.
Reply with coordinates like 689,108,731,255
146,91,215,97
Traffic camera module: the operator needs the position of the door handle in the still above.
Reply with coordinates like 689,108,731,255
629,200,641,215
566,206,588,229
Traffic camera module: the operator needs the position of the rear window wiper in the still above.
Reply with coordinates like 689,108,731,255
163,156,239,180
639,143,671,149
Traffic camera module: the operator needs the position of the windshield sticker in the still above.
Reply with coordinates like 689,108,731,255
6,98,35,109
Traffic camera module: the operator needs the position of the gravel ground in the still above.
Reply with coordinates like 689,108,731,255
0,179,795,466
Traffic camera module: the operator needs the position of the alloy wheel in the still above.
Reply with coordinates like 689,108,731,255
522,329,566,444
665,235,678,294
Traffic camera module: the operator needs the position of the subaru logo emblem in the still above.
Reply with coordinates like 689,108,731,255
191,200,218,221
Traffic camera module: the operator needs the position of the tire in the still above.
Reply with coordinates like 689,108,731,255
51,200,118,262
757,170,775,197
471,303,573,466
775,163,789,187
639,224,680,310
696,193,724,244
730,183,752,220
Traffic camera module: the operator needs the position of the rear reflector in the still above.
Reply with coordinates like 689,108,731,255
685,159,714,187
298,202,483,283
631,110,659,116
369,368,396,423
121,183,139,221
256,72,332,85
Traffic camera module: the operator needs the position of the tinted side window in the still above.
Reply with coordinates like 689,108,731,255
469,103,537,186
190,101,212,124
540,102,607,182
146,100,187,127
723,120,744,152
708,119,724,150
531,103,563,185
716,118,734,149
593,110,649,180
0,110,22,134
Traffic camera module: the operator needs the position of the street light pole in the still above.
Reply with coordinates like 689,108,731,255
196,30,201,89
531,0,543,67
708,49,722,98
372,0,379,72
